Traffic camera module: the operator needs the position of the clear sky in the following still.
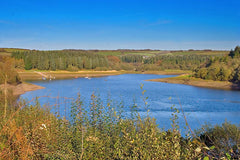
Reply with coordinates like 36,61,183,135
0,0,239,50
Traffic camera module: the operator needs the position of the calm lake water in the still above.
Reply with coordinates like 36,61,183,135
21,74,240,134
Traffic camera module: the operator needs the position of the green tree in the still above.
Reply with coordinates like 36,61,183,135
229,46,240,58
24,56,32,70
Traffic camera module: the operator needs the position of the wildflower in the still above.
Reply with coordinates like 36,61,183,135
40,124,47,130
42,124,47,128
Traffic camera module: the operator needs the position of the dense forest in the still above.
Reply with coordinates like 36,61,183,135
12,51,109,71
143,54,212,70
193,46,240,84
10,49,226,72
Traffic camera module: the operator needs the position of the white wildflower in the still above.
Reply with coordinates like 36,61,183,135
42,124,47,128
40,124,47,130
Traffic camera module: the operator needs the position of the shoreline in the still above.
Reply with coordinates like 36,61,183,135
18,70,190,81
2,70,239,97
18,70,122,81
147,75,240,90
6,70,190,96
0,82,45,96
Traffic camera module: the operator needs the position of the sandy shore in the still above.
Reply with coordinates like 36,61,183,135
18,70,190,81
0,83,45,96
147,75,240,90
6,70,191,96
18,70,122,81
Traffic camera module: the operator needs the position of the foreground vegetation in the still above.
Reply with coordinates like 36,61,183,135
0,89,239,159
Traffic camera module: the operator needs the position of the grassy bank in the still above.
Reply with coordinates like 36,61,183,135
139,70,191,75
147,74,240,90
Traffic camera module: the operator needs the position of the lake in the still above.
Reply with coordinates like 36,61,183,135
21,74,240,134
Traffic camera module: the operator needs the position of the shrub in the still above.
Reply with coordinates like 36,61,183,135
0,93,238,159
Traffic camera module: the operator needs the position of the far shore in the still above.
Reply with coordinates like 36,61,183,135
1,70,190,96
2,70,239,97
147,75,240,90
18,70,122,81
18,70,190,81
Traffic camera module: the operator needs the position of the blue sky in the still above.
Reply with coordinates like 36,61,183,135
0,0,239,50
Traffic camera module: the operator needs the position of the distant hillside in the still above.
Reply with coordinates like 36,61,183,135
0,47,230,72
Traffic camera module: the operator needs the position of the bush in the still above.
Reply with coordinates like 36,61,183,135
0,93,238,159
196,122,240,159
0,58,22,85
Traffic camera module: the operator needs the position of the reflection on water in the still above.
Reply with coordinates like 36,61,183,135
21,74,240,133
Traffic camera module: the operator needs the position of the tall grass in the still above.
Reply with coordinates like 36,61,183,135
0,90,239,159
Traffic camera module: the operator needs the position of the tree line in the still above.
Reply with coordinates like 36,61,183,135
12,49,223,72
12,50,109,71
193,46,240,83
144,54,212,70
11,48,237,77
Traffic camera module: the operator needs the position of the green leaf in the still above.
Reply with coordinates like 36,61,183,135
226,153,231,160
203,156,209,160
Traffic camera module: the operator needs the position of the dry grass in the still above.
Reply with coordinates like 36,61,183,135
0,52,11,56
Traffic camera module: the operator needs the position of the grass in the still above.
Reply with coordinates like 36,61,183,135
123,51,162,56
0,52,12,56
166,50,228,56
93,50,162,56
140,69,192,75
92,51,124,56
147,74,239,90
0,48,30,52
